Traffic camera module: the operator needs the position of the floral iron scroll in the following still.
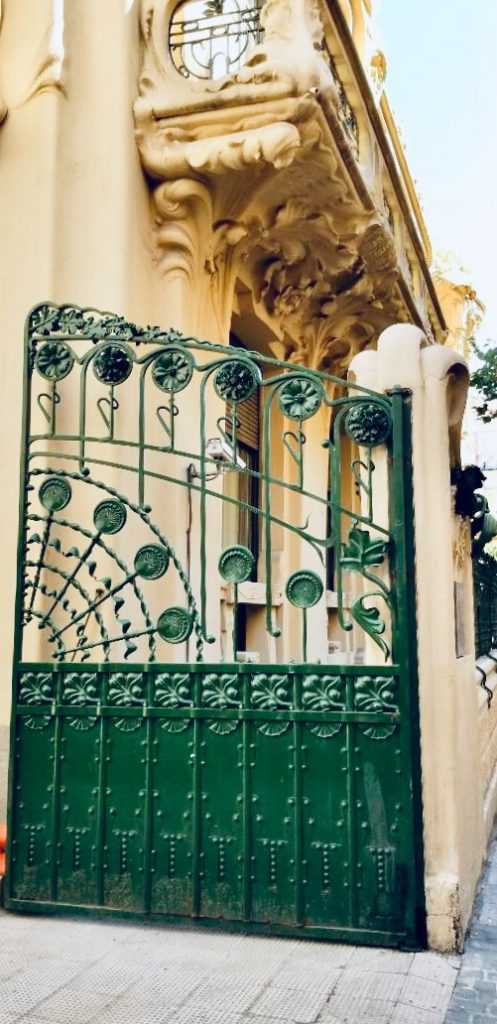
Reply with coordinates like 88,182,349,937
332,398,394,661
19,303,399,665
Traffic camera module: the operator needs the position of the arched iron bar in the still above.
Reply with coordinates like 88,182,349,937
29,317,392,404
28,432,330,513
24,558,110,661
27,453,330,552
21,604,67,660
27,467,204,662
25,510,156,660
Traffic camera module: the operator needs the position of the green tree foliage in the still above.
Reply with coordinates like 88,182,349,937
471,342,497,423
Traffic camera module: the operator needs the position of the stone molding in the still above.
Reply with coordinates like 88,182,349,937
134,0,437,367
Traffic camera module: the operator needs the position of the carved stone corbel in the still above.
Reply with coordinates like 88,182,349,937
153,178,213,283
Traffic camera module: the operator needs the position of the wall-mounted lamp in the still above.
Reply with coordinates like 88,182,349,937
187,436,246,481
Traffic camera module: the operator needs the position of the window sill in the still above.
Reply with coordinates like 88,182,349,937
327,590,351,608
220,585,350,609
220,582,282,607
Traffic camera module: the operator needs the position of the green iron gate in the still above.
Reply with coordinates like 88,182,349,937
6,303,425,947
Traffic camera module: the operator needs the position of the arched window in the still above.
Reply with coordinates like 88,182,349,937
169,0,263,80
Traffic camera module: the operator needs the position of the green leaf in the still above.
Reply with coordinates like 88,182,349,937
341,527,387,572
351,594,390,661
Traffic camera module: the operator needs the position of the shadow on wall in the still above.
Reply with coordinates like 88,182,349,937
0,727,8,820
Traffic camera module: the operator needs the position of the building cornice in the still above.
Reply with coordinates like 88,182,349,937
324,0,446,334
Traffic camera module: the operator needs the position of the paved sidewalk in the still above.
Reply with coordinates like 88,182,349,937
0,910,459,1024
446,834,497,1023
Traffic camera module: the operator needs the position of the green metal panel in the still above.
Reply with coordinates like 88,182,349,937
473,555,497,658
9,662,419,944
5,304,425,948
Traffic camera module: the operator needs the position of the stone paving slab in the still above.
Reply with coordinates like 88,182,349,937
0,910,462,1024
445,834,497,1023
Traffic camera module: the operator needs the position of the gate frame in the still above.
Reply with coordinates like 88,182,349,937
5,305,427,949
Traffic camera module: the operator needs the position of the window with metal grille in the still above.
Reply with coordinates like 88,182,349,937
222,335,260,581
169,0,264,81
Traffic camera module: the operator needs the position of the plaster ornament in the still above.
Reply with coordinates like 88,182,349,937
21,0,67,105
153,178,213,282
359,223,397,275
134,0,437,357
370,50,387,91
138,120,302,181
282,319,354,374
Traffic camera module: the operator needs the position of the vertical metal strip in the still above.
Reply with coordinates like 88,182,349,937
199,378,209,641
191,671,202,917
294,672,304,926
345,674,357,927
138,369,146,507
7,315,33,900
95,670,107,907
388,388,426,946
142,672,153,914
49,669,62,902
242,672,251,922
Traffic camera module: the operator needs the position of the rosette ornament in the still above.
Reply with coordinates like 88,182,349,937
93,343,133,385
152,349,194,393
35,341,74,381
278,377,323,421
213,359,261,403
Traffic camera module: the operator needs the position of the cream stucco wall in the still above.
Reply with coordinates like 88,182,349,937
0,0,195,723
351,325,494,952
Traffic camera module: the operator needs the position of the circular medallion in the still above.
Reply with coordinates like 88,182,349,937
39,476,72,513
134,544,169,580
157,607,193,644
278,377,323,421
218,545,255,584
93,343,133,386
213,359,261,403
286,570,324,609
151,349,194,393
93,499,127,534
345,402,391,447
35,341,74,381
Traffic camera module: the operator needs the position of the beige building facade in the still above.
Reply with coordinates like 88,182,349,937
0,0,494,952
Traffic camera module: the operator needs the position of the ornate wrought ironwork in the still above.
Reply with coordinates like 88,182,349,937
6,303,425,949
169,0,264,80
320,40,360,159
16,302,409,667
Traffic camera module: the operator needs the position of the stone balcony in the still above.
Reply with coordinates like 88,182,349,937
134,0,446,366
